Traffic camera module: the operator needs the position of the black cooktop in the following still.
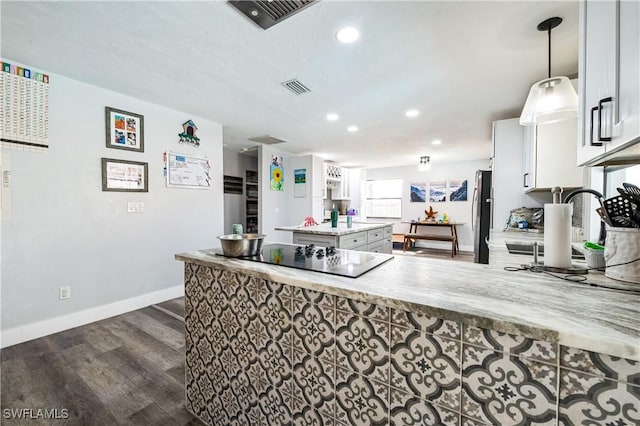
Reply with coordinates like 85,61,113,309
215,243,393,278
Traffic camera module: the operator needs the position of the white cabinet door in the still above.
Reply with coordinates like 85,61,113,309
533,118,583,190
522,125,535,190
382,240,392,254
578,0,640,165
521,105,582,193
340,168,351,200
366,239,385,253
577,0,615,165
613,0,640,149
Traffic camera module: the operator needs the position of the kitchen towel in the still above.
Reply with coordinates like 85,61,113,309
544,203,573,268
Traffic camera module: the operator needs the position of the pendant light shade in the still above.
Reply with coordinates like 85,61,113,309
519,17,578,126
418,156,431,171
520,76,578,125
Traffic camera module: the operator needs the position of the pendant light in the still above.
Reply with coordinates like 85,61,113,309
519,17,577,126
418,156,431,171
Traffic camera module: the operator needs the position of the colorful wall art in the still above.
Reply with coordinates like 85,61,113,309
429,180,446,202
105,107,144,152
410,182,426,202
294,168,306,198
449,178,468,201
270,155,284,191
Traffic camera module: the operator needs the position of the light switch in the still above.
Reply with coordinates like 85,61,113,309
128,201,136,212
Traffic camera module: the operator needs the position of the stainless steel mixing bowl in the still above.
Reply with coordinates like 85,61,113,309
218,233,266,257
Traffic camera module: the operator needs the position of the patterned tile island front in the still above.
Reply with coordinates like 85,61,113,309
176,248,640,425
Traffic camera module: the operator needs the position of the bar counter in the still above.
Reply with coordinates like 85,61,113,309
175,246,639,425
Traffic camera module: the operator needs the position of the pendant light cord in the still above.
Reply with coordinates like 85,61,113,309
537,17,562,79
547,27,551,78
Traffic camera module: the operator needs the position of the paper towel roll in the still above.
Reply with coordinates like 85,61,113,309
544,204,573,268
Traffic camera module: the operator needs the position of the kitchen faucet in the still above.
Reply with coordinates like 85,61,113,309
563,188,606,246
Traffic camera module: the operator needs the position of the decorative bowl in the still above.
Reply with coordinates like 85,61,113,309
218,233,266,257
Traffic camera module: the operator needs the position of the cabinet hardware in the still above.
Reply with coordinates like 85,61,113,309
598,97,613,142
523,173,529,188
590,106,602,146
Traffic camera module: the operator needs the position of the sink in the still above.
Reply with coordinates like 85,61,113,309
505,242,584,260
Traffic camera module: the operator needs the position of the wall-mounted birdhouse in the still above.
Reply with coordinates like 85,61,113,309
178,119,200,147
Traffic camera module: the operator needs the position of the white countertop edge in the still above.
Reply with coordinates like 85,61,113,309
175,248,640,361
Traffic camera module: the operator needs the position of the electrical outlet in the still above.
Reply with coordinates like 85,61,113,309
59,286,71,300
127,201,144,213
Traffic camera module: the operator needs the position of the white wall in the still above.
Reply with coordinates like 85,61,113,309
1,60,224,344
222,149,257,234
289,155,314,225
365,160,489,251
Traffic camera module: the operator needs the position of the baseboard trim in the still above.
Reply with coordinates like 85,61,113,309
1,285,184,348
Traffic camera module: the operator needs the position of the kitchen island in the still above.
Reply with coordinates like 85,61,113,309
175,246,639,425
275,222,393,253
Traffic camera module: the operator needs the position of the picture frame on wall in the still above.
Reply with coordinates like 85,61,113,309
410,182,426,202
101,158,148,192
105,107,144,152
449,178,468,201
429,180,446,202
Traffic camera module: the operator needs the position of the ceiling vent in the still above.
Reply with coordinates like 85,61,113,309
227,0,317,30
281,78,312,95
248,135,288,145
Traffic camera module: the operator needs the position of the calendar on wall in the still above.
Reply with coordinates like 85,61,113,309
0,61,50,151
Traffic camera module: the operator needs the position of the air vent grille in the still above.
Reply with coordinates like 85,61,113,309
261,0,313,20
248,135,288,145
281,78,312,95
227,0,317,30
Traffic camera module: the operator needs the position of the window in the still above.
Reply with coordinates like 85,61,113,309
365,179,402,218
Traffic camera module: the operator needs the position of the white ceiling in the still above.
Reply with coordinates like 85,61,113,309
1,1,579,168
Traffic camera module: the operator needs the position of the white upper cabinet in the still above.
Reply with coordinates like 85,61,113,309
337,168,351,200
330,167,351,200
616,0,640,147
578,0,640,165
522,114,583,192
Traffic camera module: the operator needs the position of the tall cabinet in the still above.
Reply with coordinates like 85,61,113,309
245,170,258,233
577,0,640,165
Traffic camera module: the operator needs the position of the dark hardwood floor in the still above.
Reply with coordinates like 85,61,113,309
392,243,474,262
1,301,200,426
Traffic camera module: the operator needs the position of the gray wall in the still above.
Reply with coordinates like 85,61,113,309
1,64,224,334
222,149,257,234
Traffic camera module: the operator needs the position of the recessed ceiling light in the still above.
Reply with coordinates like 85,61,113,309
406,109,419,118
336,27,360,44
347,125,359,132
326,113,339,121
250,9,259,17
432,140,442,145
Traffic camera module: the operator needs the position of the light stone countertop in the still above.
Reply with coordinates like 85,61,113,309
176,244,640,361
274,221,392,236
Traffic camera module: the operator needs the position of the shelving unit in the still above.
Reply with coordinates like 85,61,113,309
223,175,243,194
245,170,258,233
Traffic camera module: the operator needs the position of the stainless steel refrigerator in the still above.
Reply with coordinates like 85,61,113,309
472,170,492,264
